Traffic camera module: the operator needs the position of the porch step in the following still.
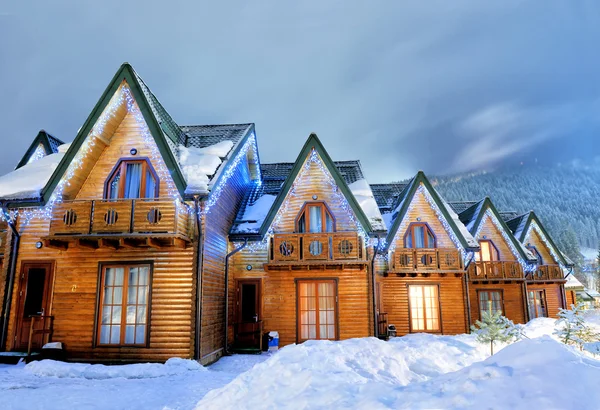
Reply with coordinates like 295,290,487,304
0,352,39,365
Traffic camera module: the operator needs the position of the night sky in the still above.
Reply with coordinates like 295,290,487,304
1,1,599,181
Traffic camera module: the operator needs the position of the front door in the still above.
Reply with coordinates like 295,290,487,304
234,280,262,350
14,262,54,350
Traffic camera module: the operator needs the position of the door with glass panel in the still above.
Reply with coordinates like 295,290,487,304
97,264,151,346
296,202,334,233
105,159,158,199
408,285,441,332
478,290,503,318
528,290,547,319
297,280,337,341
14,262,54,350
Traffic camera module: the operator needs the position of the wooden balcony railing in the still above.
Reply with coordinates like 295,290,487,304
529,264,564,281
48,198,191,238
390,248,463,272
270,232,364,263
467,261,524,281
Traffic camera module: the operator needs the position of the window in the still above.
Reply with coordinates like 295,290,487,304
409,285,440,332
297,280,337,341
478,290,503,318
105,159,158,199
296,202,334,233
478,240,499,262
405,223,436,248
528,290,547,319
97,264,151,346
527,246,543,265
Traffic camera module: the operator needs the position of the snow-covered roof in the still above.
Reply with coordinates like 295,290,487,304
348,179,386,231
565,274,584,289
0,143,69,201
179,140,234,194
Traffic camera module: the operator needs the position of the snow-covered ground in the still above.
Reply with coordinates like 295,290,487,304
2,314,600,410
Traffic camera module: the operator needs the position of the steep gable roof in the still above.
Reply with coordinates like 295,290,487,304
15,130,65,170
384,171,479,252
371,183,408,214
231,133,375,239
458,198,536,263
506,211,571,267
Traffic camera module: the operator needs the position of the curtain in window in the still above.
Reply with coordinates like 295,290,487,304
124,163,142,199
309,206,322,233
145,169,156,198
109,169,121,199
414,226,425,248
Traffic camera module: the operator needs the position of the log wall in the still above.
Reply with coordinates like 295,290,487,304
527,283,564,319
468,282,526,324
475,218,518,261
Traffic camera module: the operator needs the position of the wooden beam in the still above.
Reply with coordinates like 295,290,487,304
98,238,119,250
75,238,99,250
146,238,162,249
43,239,69,251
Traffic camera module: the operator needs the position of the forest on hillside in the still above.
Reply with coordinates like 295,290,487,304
427,161,600,267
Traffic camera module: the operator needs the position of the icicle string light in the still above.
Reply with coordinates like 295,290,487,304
474,209,534,272
26,143,47,165
203,133,260,215
387,184,468,263
246,149,368,252
13,83,191,225
524,220,565,268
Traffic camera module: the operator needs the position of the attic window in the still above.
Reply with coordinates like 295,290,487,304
478,240,500,262
105,158,159,199
405,223,435,249
296,202,335,233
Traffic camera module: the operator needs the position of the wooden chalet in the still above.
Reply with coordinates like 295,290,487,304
227,134,386,350
448,198,538,325
0,63,260,364
504,211,573,319
375,172,480,336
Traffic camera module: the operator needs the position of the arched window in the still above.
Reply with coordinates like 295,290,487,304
527,245,544,265
105,158,159,199
296,202,334,233
405,223,436,248
478,240,500,261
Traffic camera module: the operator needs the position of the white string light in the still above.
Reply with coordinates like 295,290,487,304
26,143,47,165
524,220,565,268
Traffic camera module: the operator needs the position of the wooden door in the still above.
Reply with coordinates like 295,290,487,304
297,280,337,341
234,280,262,350
14,262,54,350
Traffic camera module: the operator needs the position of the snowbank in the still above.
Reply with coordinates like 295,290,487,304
25,357,205,380
179,140,234,194
197,316,600,409
348,179,386,231
0,150,65,200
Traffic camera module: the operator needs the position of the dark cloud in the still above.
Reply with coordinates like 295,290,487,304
1,1,599,182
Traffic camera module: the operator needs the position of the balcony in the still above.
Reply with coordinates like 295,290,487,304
44,198,192,249
389,248,463,273
528,264,564,282
467,261,524,281
268,232,365,266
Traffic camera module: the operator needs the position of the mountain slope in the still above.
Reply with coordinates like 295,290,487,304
429,162,600,262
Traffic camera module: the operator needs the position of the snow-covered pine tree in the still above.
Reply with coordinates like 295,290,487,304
470,311,521,355
554,302,600,350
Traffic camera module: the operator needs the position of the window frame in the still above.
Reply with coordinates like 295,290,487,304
94,261,153,348
295,201,336,233
407,283,442,333
404,222,437,249
526,245,544,265
295,278,339,343
478,240,500,262
477,289,504,320
103,157,160,200
528,289,548,319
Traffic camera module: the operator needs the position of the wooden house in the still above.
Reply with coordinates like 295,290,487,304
0,63,260,364
505,212,572,319
448,198,538,326
226,134,386,350
376,172,480,336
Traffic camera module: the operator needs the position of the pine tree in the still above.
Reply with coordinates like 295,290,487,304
470,311,521,355
554,302,600,350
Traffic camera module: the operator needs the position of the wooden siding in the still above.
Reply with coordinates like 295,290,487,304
475,218,518,261
527,283,564,319
566,290,576,307
6,215,194,362
468,283,526,324
74,110,176,201
200,156,252,364
525,229,558,265
389,186,457,251
231,247,372,347
382,275,468,336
